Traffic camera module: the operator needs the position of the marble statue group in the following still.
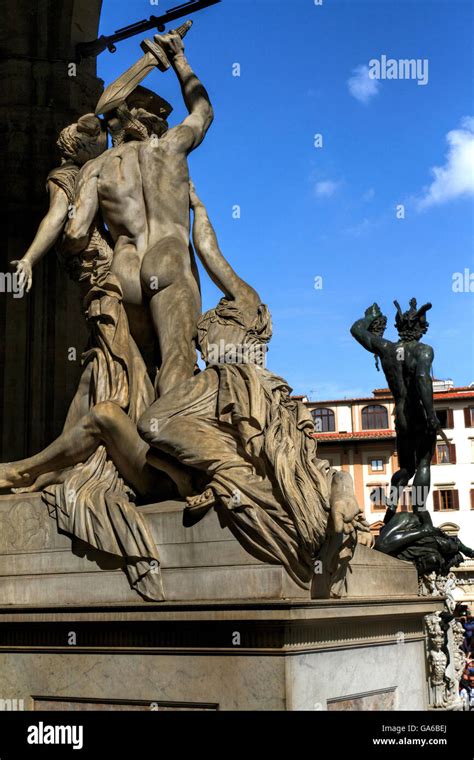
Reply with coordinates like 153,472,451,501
0,27,470,601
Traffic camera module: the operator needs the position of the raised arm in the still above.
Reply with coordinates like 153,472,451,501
11,181,69,292
189,181,260,308
350,304,389,355
160,33,213,153
62,161,100,254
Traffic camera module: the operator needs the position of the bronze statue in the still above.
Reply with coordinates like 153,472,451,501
374,512,474,576
351,299,439,524
351,299,473,579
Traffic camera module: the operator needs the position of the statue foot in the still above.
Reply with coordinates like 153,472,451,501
183,488,216,527
0,463,33,490
146,450,194,499
416,509,433,529
12,484,39,494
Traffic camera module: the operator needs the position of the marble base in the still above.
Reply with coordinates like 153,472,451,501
0,494,418,605
0,595,442,711
0,493,442,710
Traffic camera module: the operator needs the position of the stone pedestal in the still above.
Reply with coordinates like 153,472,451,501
0,494,443,710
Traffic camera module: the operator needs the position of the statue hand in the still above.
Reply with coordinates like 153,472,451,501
426,411,440,432
364,302,382,321
354,514,375,548
331,495,360,536
155,31,185,59
11,259,32,293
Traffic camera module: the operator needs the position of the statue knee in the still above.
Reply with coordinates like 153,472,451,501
90,401,121,433
137,411,169,446
396,466,415,483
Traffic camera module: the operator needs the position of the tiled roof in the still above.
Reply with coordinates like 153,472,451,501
306,387,474,405
432,391,474,400
313,429,396,441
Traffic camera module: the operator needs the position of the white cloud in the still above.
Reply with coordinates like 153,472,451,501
344,218,373,237
347,64,380,104
417,116,474,209
314,179,339,197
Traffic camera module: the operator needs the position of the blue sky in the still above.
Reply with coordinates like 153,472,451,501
98,0,474,399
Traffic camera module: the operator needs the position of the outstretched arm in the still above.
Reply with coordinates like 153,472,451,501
11,181,69,292
62,161,100,254
189,182,259,308
161,33,213,153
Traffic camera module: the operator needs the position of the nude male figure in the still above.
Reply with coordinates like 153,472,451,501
64,32,214,395
351,300,439,525
0,185,370,562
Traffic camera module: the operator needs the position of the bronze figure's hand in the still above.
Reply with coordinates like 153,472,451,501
426,411,441,432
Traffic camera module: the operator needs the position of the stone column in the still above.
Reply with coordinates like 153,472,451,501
0,0,103,459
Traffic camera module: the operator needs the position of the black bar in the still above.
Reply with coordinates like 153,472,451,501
76,0,221,60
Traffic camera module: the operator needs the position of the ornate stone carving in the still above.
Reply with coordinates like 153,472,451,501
423,575,467,710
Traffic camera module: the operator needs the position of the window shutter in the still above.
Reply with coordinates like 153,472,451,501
452,490,459,510
447,409,454,429
465,408,473,427
433,491,440,511
471,489,474,510
431,446,437,465
449,443,457,464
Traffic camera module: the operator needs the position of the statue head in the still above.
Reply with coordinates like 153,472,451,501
394,298,432,342
57,114,107,166
197,299,272,368
106,85,173,146
365,303,388,337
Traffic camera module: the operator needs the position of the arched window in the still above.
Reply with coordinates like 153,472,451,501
438,522,460,536
361,404,388,430
312,408,335,432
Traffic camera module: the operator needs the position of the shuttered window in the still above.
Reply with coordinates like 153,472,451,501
434,443,456,464
464,407,474,427
433,489,459,511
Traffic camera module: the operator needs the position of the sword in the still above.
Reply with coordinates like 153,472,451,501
95,20,193,116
